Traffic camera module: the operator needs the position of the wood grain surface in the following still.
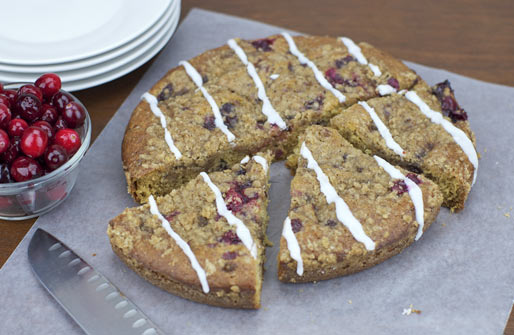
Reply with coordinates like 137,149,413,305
1,0,513,332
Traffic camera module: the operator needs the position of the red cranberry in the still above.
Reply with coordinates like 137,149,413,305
392,179,408,195
21,126,48,158
441,96,458,112
203,115,216,130
219,230,242,245
0,95,10,108
433,80,452,99
432,80,468,123
335,55,355,68
3,90,17,106
290,218,303,233
17,84,43,101
0,83,3,93
0,129,9,155
220,103,238,129
251,38,275,51
54,116,68,131
15,93,42,122
387,77,400,90
449,109,468,122
51,91,73,113
10,156,42,182
8,118,28,137
36,74,62,100
157,83,174,101
225,188,245,212
33,120,54,139
44,144,68,170
325,68,344,86
62,101,85,128
0,103,11,129
40,104,58,124
0,163,11,183
0,137,20,164
54,129,81,155
225,181,257,213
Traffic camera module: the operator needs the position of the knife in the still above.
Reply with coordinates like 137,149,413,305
28,228,164,335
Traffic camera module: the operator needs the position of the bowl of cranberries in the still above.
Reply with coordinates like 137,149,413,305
0,73,91,220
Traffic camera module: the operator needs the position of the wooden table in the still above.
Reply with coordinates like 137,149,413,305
1,0,513,332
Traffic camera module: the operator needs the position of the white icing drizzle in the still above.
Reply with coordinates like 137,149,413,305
405,91,478,185
252,155,268,172
240,155,250,164
270,74,280,80
341,37,367,64
377,84,396,96
148,195,209,293
281,32,346,103
179,60,236,143
373,156,425,240
368,63,382,77
282,216,303,275
341,37,381,77
227,39,287,129
300,142,375,250
141,93,182,160
200,172,258,258
358,101,405,157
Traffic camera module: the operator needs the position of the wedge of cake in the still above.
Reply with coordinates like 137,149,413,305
278,126,443,283
122,34,418,203
108,153,271,308
330,79,477,211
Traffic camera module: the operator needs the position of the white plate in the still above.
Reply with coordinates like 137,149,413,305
0,0,175,73
0,0,179,83
0,0,171,65
62,2,180,92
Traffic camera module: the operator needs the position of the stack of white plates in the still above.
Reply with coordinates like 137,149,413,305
0,0,180,91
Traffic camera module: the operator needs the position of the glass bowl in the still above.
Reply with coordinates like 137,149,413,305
0,83,91,220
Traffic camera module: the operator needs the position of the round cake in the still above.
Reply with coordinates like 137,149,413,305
110,33,478,308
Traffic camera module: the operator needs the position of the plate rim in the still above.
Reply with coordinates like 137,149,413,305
0,0,173,65
0,1,178,82
0,0,177,73
62,3,180,92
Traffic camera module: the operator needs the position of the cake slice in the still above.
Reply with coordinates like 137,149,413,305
330,79,477,211
279,126,443,283
108,153,271,309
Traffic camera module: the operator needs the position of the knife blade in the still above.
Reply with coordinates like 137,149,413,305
28,228,164,335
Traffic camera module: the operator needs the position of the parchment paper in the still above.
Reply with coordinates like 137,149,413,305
1,8,513,335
